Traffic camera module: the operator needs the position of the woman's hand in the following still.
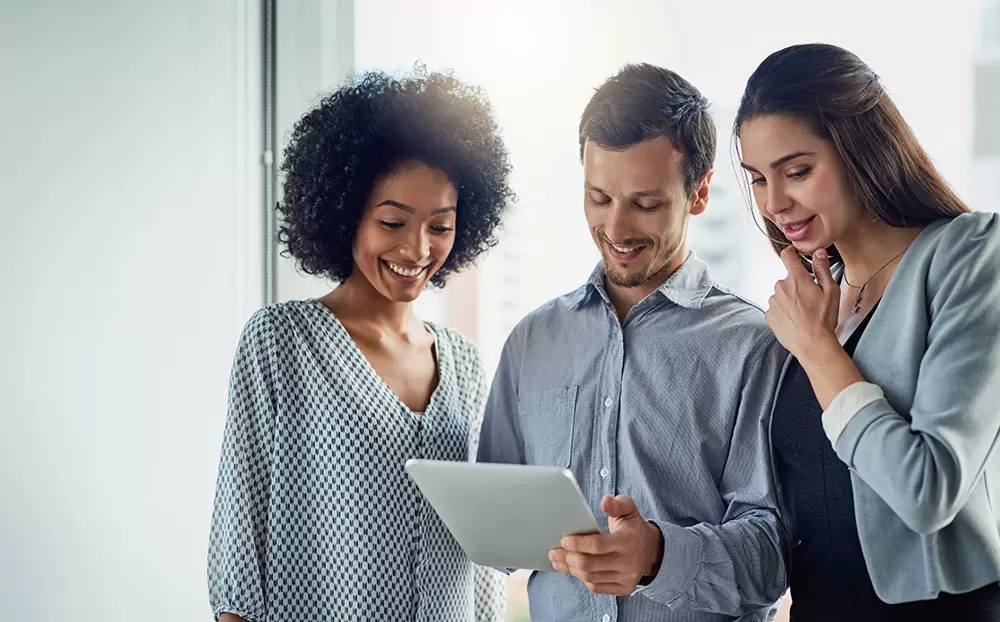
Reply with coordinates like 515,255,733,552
765,247,840,359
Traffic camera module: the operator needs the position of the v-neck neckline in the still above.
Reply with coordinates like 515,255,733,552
311,299,447,418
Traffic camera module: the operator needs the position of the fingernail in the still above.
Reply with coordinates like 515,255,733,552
815,249,827,260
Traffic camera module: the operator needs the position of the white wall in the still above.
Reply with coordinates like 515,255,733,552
274,0,356,304
0,1,263,620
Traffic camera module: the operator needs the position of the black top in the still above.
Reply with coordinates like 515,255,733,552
771,304,1000,621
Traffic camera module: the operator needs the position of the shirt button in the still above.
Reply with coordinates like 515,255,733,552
602,615,611,622
600,467,610,478
604,397,613,408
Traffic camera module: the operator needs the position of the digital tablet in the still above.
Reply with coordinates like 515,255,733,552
404,459,602,571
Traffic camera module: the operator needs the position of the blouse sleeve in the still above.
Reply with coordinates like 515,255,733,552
208,309,279,621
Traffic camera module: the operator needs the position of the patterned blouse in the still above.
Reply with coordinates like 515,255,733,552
208,299,506,622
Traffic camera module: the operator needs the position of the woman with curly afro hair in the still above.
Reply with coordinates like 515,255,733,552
208,67,515,622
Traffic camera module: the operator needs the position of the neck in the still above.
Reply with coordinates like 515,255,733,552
605,248,689,322
837,220,923,285
324,273,420,335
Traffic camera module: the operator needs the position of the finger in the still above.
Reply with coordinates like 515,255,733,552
779,245,809,279
563,550,626,575
601,495,639,520
549,548,572,574
812,247,837,292
561,533,617,555
564,561,622,584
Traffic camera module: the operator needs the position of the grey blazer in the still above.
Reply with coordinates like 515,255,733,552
777,211,1000,604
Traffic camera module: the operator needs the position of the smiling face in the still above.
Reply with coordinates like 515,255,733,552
739,114,868,256
350,160,458,303
583,136,710,291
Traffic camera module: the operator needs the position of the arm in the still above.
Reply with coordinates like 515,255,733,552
475,331,525,466
820,215,1000,534
462,341,510,620
474,331,525,575
634,335,789,616
473,563,508,622
207,310,278,622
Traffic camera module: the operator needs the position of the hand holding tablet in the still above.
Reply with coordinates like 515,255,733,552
404,459,601,571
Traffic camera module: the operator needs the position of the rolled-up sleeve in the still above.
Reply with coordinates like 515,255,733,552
635,335,789,617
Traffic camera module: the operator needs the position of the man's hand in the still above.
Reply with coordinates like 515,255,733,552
548,495,663,595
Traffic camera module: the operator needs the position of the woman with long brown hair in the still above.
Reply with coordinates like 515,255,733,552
736,43,1000,621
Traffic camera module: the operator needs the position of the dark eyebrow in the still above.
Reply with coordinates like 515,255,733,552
376,200,456,215
631,190,667,199
741,151,816,173
585,184,666,199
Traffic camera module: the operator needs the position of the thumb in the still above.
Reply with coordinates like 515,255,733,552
602,495,640,520
812,248,836,291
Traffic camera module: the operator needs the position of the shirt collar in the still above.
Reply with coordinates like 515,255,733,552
568,251,714,311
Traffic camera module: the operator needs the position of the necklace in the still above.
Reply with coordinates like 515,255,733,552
842,247,908,314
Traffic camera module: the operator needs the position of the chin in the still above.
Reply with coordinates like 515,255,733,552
790,241,830,257
605,267,648,289
384,287,423,304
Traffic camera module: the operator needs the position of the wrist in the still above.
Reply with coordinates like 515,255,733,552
643,520,663,579
797,330,842,368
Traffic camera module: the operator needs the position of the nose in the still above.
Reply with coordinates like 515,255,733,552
764,181,793,217
603,202,635,244
398,226,430,263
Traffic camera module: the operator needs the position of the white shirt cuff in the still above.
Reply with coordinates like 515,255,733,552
822,381,884,444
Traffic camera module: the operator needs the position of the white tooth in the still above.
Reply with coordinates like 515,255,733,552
386,261,423,277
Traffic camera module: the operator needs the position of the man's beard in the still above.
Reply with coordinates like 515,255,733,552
601,241,681,289
604,261,657,288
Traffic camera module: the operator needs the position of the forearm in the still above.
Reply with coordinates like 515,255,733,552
798,333,865,409
219,614,248,622
636,510,787,615
473,564,508,622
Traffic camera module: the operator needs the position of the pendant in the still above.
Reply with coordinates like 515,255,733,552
852,286,864,314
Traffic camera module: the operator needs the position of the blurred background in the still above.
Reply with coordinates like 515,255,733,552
1,0,997,620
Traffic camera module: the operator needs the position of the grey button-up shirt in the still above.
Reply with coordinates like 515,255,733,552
477,254,789,622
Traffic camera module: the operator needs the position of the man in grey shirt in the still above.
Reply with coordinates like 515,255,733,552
477,64,789,621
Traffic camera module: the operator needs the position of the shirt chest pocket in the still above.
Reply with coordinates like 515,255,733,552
517,385,578,468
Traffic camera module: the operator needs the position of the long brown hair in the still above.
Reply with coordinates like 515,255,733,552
734,43,970,259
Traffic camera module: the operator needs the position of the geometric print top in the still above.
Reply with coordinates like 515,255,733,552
208,299,506,622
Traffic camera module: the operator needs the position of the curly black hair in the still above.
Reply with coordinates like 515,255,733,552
277,67,515,287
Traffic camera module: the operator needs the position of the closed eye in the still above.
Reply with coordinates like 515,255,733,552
379,220,404,230
431,225,454,233
788,167,812,179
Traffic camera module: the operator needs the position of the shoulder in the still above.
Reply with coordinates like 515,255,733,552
506,285,590,345
700,285,779,355
925,212,1000,267
237,299,334,353
429,323,484,374
906,213,1000,299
